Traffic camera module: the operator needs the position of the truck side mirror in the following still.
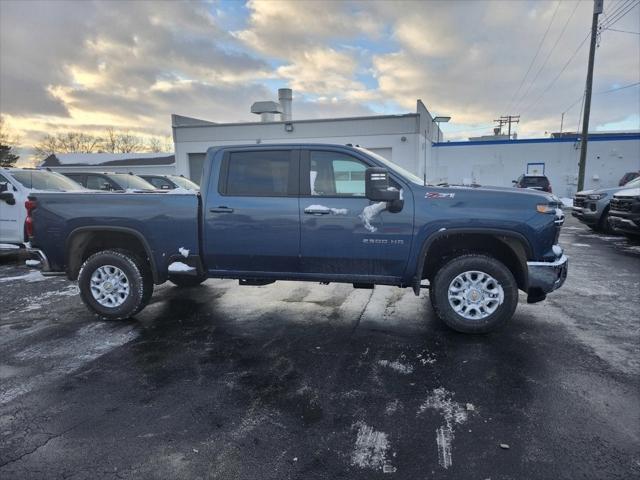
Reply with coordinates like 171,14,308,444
0,182,8,193
0,188,16,205
365,168,400,202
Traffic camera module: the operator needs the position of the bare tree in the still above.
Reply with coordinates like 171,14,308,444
0,116,20,167
34,131,101,158
101,128,144,153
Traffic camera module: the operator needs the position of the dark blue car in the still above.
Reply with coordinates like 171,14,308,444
26,144,568,333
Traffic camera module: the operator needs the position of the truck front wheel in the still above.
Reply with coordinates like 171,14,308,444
430,254,518,334
78,250,151,320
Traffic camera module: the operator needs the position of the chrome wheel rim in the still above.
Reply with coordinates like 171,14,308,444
447,270,504,320
90,265,130,308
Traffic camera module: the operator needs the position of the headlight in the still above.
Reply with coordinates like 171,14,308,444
536,204,556,214
587,193,606,200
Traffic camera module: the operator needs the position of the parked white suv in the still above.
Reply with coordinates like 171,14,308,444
0,168,84,249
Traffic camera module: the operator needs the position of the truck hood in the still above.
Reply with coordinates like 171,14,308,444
614,187,640,198
576,186,628,196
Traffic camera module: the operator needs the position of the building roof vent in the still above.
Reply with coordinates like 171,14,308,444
251,101,282,122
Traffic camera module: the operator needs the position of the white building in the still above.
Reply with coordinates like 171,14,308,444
172,98,441,184
431,133,640,198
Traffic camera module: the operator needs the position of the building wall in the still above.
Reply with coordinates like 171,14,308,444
431,136,640,197
174,114,431,182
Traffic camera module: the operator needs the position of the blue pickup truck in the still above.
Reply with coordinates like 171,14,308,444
27,144,568,333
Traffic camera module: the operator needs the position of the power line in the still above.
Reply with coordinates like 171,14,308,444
603,27,640,34
505,1,561,114
600,0,639,29
561,81,640,114
519,30,591,115
513,0,582,112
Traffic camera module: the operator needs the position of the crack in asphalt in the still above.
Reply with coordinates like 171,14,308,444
351,290,374,335
0,422,84,469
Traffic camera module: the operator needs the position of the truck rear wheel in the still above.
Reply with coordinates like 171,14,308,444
430,254,518,334
78,249,152,320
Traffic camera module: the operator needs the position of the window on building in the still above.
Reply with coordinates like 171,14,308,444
309,151,367,197
226,150,290,196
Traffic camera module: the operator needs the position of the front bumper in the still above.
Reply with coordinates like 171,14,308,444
571,206,600,224
527,252,568,302
608,215,640,236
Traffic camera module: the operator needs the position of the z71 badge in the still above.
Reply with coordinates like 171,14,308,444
425,192,455,199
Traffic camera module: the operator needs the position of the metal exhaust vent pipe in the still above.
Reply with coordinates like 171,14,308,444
278,88,292,121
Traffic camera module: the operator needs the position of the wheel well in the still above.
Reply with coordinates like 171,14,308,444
422,233,528,290
67,230,154,281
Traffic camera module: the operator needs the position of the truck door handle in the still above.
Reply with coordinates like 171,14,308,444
304,207,331,215
210,206,234,213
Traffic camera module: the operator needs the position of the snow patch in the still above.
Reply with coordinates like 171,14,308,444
0,271,49,283
0,243,20,250
168,261,195,273
178,247,190,258
560,197,574,207
25,259,41,267
378,359,414,374
350,422,392,471
418,387,471,469
360,202,387,233
305,204,348,215
572,243,590,247
166,187,197,195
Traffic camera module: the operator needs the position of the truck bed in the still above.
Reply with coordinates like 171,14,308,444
29,191,200,278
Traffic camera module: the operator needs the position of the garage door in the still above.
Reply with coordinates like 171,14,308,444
368,148,392,162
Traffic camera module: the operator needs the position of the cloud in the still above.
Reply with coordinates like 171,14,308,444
1,0,638,150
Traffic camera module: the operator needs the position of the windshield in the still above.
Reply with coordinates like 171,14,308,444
108,174,156,190
11,170,84,191
624,177,640,188
355,146,423,185
169,175,200,190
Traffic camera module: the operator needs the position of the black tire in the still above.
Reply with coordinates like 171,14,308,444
430,254,518,334
120,251,154,315
169,274,206,288
597,208,614,234
78,249,151,320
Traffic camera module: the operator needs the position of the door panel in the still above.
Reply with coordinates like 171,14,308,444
203,149,300,273
300,150,413,278
0,174,21,243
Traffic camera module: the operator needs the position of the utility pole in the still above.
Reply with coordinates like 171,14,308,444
494,115,520,139
560,112,565,134
577,0,603,191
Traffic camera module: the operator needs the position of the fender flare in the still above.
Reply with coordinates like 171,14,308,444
411,228,532,295
65,225,159,283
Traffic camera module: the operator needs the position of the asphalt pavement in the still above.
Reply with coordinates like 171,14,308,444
0,215,639,479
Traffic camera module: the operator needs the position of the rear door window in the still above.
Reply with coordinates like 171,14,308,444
222,150,293,196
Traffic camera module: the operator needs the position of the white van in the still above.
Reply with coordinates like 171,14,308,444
0,168,84,249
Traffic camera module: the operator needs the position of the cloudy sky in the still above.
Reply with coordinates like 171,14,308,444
1,0,638,155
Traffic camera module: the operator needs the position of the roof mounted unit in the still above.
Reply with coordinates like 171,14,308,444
251,101,282,122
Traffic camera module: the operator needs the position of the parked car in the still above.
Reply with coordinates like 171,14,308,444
618,171,639,186
61,172,156,191
139,174,199,191
0,168,84,249
27,144,568,334
572,177,640,233
513,175,552,193
608,186,640,238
